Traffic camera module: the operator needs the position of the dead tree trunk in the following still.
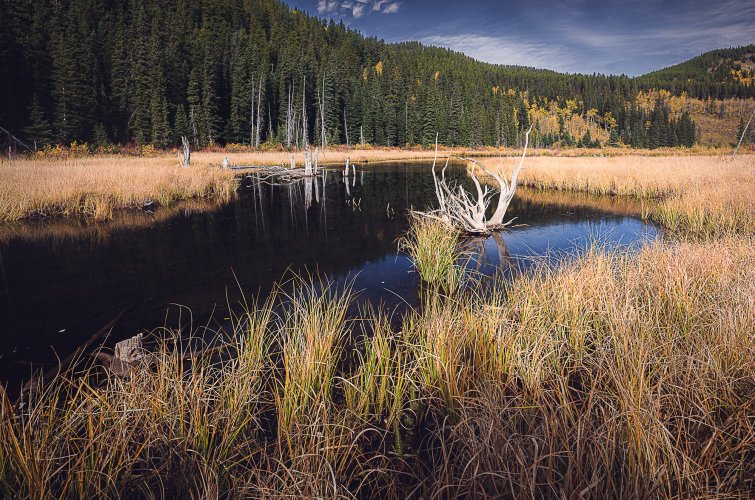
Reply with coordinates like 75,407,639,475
733,108,754,157
304,148,312,176
344,108,350,147
179,136,191,167
320,71,327,148
255,77,264,147
415,126,532,234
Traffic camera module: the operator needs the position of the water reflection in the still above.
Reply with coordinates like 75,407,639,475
0,162,659,386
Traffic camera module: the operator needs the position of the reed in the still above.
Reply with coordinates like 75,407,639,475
1,234,751,497
399,214,464,296
0,157,237,222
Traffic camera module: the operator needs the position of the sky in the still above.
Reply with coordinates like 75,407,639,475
284,0,755,76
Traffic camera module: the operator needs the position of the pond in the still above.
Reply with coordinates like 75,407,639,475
0,162,659,386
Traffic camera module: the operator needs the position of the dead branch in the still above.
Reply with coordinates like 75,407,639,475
414,126,531,234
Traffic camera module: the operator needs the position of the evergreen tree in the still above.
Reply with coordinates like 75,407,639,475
581,129,592,148
23,94,53,148
1,0,729,149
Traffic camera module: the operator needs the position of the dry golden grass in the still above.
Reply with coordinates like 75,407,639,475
2,235,753,497
0,157,237,222
475,154,755,235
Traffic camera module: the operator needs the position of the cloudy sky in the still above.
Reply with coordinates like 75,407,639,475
284,0,755,76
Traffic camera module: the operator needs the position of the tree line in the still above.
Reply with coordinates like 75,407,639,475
1,0,743,151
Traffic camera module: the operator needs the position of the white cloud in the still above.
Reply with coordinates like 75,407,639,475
382,2,400,14
321,0,400,19
317,0,338,13
351,2,366,17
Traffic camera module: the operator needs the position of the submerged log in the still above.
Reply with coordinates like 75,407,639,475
15,307,130,409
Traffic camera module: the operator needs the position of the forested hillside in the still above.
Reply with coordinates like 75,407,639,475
1,0,752,150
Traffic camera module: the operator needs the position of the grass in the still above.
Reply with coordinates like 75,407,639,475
1,150,753,497
2,234,752,497
476,153,755,236
3,148,751,225
399,214,465,296
0,157,237,222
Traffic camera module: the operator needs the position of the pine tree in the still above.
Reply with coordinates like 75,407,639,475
93,122,109,147
581,129,592,148
202,54,222,146
23,94,53,148
174,104,189,145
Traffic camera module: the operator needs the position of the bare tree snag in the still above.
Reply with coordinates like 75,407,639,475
415,126,532,234
179,136,191,167
733,108,754,157
304,148,312,176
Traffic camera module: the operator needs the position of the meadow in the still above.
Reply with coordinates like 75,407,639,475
1,145,749,224
0,148,753,497
0,157,237,222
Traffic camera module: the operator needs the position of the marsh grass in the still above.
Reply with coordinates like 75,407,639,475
1,234,752,497
399,214,465,296
0,158,237,222
477,154,754,237
1,152,753,497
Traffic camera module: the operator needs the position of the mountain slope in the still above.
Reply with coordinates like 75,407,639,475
0,0,751,149
639,45,755,99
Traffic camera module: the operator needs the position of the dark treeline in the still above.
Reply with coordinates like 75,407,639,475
0,0,744,150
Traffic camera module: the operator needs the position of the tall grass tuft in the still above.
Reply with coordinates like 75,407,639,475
399,214,464,296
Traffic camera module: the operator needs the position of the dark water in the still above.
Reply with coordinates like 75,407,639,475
0,162,659,386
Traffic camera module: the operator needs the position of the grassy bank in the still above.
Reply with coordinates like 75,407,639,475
0,158,237,222
475,154,754,236
2,149,751,224
2,230,753,497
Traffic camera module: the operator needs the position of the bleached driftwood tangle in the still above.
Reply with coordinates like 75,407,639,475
415,126,531,234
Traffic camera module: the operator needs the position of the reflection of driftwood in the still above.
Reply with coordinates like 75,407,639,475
464,232,514,273
416,127,531,234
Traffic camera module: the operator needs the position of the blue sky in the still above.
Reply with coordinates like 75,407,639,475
284,0,755,76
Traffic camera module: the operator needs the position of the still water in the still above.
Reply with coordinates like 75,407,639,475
0,162,659,385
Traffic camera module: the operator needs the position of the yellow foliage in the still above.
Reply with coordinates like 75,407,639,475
375,61,383,76
139,144,159,157
434,70,440,81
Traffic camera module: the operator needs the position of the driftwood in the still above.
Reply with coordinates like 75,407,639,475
415,126,532,234
733,108,754,157
95,333,146,377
